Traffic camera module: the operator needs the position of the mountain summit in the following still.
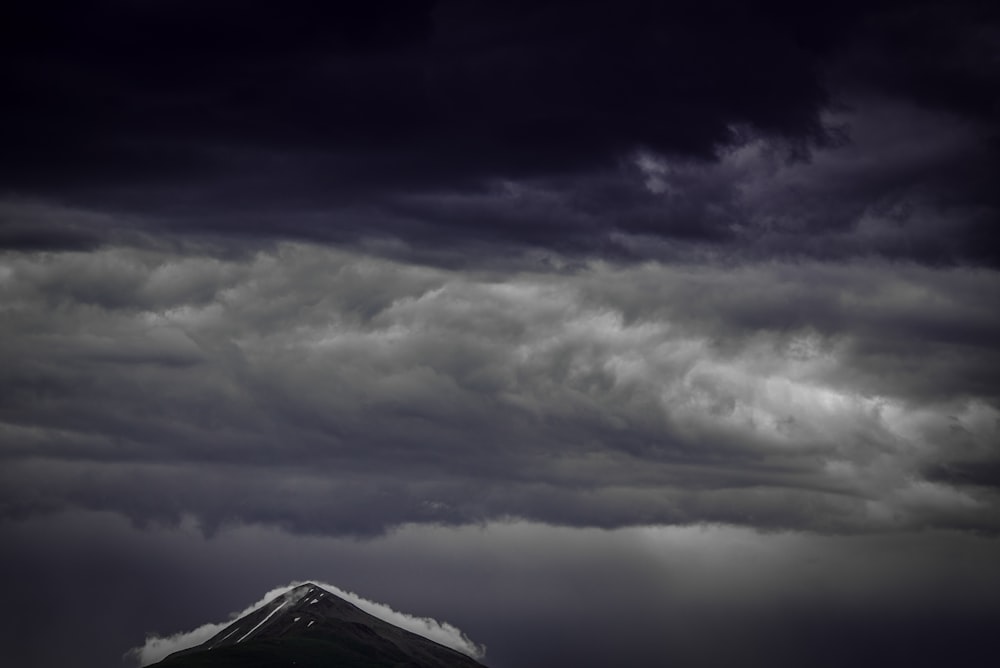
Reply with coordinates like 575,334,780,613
152,583,487,668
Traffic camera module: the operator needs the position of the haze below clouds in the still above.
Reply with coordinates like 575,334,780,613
3,511,1000,668
1,1,998,667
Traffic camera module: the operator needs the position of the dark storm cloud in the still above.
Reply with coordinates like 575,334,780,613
2,245,997,535
834,0,1000,120
0,1,828,185
2,1,997,263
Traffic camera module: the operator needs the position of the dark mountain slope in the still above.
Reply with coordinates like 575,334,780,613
152,583,485,668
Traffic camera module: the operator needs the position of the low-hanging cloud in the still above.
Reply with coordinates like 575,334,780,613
125,579,485,666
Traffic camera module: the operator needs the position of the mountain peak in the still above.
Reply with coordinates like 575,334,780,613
154,584,486,668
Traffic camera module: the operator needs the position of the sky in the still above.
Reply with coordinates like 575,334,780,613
1,1,999,667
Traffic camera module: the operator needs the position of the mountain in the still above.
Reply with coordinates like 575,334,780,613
151,583,487,668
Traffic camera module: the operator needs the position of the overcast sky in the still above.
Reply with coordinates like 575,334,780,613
1,2,999,667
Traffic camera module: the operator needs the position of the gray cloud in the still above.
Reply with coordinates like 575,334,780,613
2,244,997,535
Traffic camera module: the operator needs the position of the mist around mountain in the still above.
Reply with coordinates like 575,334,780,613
150,583,486,668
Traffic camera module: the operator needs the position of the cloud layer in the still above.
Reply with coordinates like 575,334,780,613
2,244,997,535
